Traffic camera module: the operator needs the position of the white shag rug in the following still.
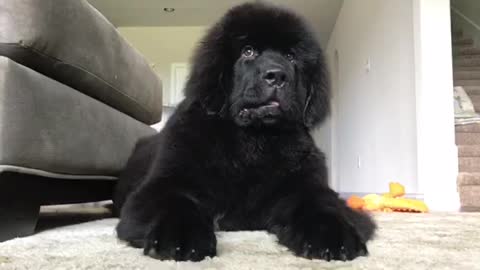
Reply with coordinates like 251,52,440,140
1,212,480,270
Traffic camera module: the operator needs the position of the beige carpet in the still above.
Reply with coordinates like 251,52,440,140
0,212,479,270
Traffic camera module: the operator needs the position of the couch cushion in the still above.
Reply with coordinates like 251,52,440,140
0,0,162,124
0,57,156,176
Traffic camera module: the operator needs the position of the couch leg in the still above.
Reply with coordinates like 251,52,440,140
0,201,40,242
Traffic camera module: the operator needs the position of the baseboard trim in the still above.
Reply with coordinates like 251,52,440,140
0,165,116,181
339,192,425,200
461,206,480,212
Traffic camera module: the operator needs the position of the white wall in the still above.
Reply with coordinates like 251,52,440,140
118,26,207,105
323,0,419,194
322,0,459,210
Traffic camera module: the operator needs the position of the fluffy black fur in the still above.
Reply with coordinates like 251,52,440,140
114,2,376,262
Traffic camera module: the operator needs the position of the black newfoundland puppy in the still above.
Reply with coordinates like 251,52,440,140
114,2,375,262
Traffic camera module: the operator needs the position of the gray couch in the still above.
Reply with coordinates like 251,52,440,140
0,0,162,241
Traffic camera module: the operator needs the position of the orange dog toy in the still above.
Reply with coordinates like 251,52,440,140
346,182,428,213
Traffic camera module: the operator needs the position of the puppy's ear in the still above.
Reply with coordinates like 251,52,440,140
184,23,232,116
303,51,330,128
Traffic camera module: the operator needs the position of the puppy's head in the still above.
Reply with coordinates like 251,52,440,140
185,2,330,129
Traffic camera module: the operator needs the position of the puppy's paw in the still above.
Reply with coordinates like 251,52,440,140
302,221,367,261
277,213,369,261
143,217,217,261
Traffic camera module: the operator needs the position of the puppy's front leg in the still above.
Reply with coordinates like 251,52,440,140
268,185,375,261
117,181,217,261
266,153,376,262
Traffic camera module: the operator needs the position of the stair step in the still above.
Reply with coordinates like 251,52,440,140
452,29,463,39
456,123,480,133
459,157,480,172
456,132,480,144
455,54,480,60
454,66,480,71
455,47,480,56
463,86,480,95
454,71,480,80
454,38,474,46
458,172,480,185
470,95,480,111
458,145,480,157
453,44,474,54
458,185,480,208
454,80,480,86
454,57,480,67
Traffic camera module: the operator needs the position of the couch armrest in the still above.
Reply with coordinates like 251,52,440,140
0,0,162,124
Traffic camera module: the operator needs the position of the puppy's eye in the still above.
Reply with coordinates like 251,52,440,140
285,52,295,62
242,45,256,58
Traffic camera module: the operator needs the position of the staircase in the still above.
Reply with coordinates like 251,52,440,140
453,30,480,211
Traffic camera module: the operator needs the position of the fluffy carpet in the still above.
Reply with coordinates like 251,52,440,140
0,212,479,270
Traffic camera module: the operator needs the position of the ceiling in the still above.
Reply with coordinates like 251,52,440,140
87,0,343,47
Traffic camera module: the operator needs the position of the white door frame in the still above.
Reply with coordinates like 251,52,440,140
170,63,190,106
413,0,460,211
329,50,340,191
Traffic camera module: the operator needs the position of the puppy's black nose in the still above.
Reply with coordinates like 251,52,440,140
263,69,286,88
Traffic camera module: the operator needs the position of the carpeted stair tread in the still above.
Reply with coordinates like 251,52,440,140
458,172,480,185
461,86,480,95
452,29,463,39
459,157,480,172
453,45,474,55
469,95,480,111
458,185,480,208
454,71,480,80
456,123,480,133
452,44,474,52
453,38,474,46
458,145,480,157
454,79,480,86
455,47,480,56
456,132,480,145
454,58,480,67
455,66,480,72
455,54,480,60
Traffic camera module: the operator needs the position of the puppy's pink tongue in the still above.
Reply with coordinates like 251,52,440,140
268,101,280,107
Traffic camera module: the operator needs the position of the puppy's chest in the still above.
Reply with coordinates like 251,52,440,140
232,139,299,171
211,137,310,229
225,142,307,185
205,132,311,182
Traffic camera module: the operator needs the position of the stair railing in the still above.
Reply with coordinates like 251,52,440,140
451,6,480,45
